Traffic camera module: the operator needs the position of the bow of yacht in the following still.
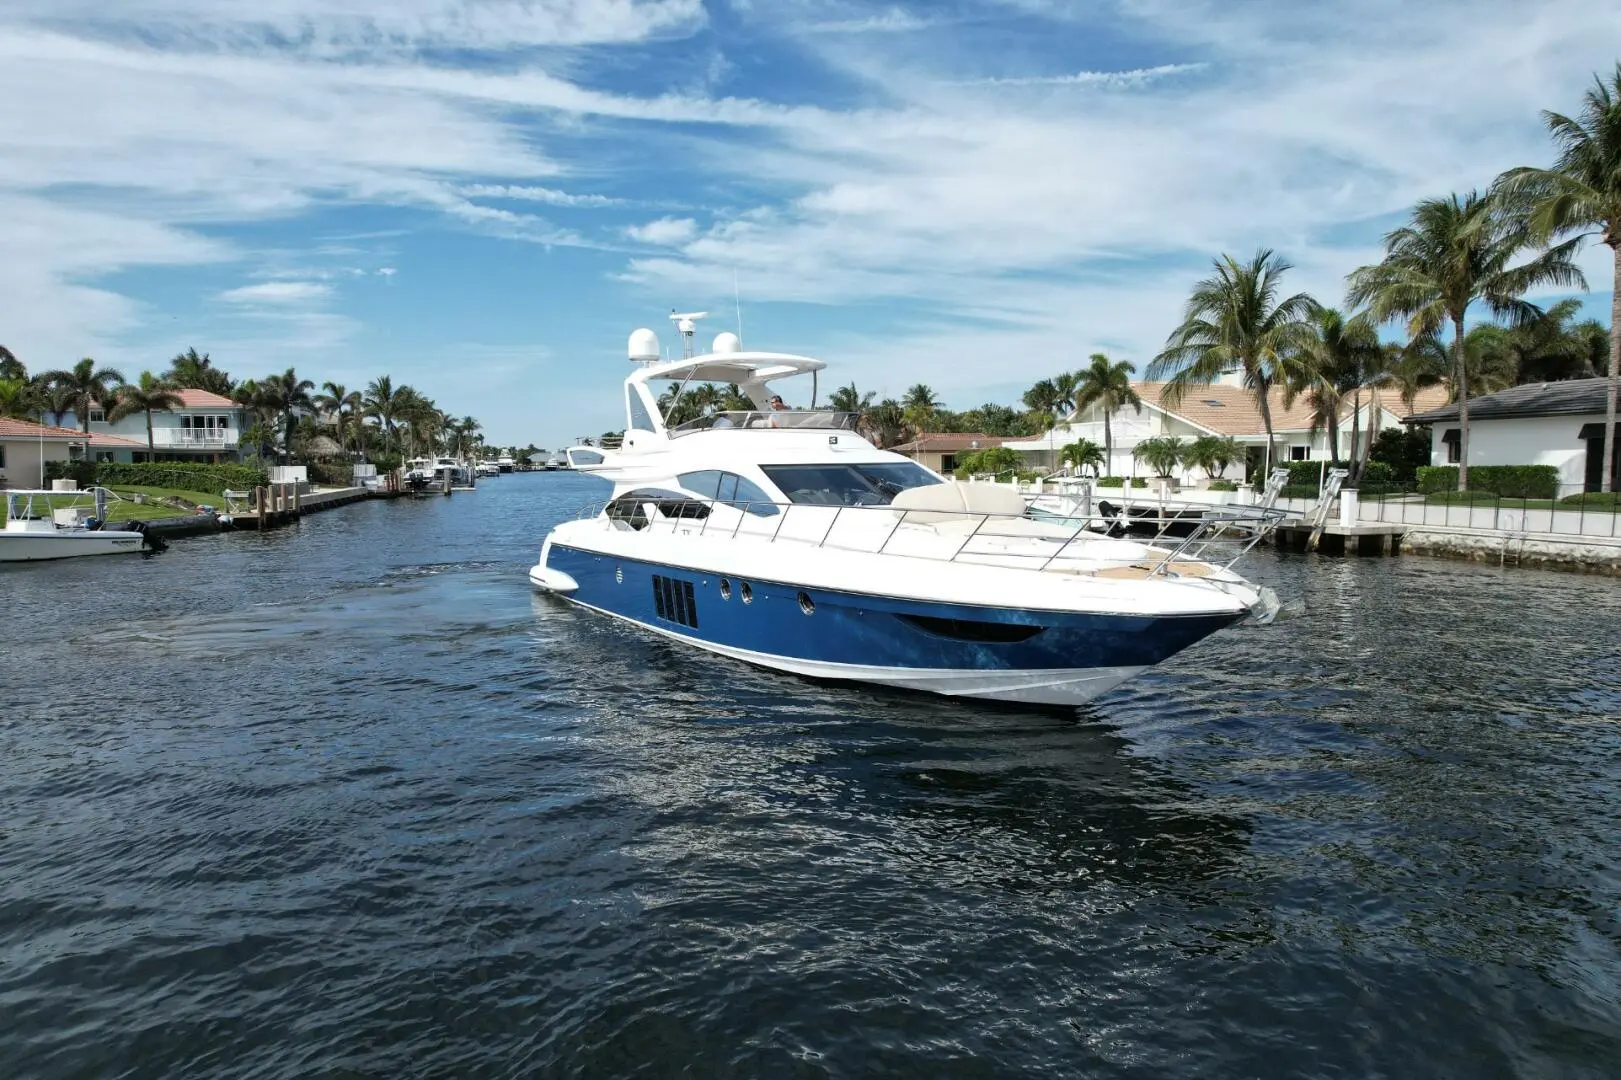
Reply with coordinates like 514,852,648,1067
529,316,1283,705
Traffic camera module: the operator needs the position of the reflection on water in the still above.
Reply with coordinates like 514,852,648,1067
1,473,1619,1078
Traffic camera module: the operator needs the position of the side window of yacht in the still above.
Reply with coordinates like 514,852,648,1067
627,388,657,433
607,488,711,529
760,463,940,506
678,471,780,516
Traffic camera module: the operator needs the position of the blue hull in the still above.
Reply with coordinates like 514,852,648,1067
544,544,1241,673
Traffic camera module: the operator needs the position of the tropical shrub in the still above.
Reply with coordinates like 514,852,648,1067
1184,435,1240,478
46,460,268,494
1281,484,1324,499
1207,479,1239,491
1132,436,1185,478
1059,439,1105,476
1416,465,1558,499
1096,476,1148,488
1283,460,1326,488
954,446,1025,479
1368,426,1431,483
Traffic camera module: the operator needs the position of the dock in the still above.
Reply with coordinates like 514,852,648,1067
228,484,381,530
1271,522,1405,556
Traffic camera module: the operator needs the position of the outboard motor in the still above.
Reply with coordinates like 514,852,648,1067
125,519,169,553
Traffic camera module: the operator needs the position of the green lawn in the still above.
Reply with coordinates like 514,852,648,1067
29,485,230,522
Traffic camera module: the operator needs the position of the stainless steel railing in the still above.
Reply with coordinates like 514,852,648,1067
569,491,1291,579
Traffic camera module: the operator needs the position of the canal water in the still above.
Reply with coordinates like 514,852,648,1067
2,473,1618,1078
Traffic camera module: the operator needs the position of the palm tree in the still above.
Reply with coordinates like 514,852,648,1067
0,377,36,419
828,382,876,424
316,381,364,455
1386,334,1450,411
1021,378,1062,461
1149,250,1319,476
1059,438,1105,476
0,346,23,382
164,348,233,395
364,376,402,456
41,357,125,433
1347,191,1585,489
1072,353,1142,475
1296,308,1383,470
867,398,911,448
262,368,316,456
1495,62,1621,491
109,372,184,458
901,384,943,432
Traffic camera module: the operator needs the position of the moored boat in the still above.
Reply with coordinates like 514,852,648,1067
1,489,155,562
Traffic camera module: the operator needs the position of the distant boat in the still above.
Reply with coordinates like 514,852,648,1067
476,461,500,478
497,453,515,473
544,455,566,471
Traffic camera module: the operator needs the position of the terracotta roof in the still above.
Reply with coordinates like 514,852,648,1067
890,432,1006,454
1079,382,1452,438
0,418,147,446
0,418,91,440
173,389,236,408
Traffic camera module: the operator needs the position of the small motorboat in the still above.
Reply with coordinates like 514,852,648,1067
1,489,157,561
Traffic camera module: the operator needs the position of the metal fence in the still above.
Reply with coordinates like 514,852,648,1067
1349,483,1620,539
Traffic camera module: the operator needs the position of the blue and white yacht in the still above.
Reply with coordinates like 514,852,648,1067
529,316,1281,705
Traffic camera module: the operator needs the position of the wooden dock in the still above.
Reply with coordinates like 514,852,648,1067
230,485,378,530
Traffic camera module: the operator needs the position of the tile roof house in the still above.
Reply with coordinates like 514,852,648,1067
1003,379,1452,482
72,386,248,463
1405,377,1617,492
889,432,1006,474
0,417,144,487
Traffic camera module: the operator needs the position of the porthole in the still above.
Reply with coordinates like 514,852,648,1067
615,566,623,584
798,591,815,615
720,577,732,600
741,582,753,604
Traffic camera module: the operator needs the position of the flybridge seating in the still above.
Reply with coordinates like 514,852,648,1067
668,411,859,435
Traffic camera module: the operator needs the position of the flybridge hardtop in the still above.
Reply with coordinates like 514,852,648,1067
532,312,1283,707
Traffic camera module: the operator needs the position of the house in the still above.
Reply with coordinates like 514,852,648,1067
0,418,146,487
1003,378,1451,483
890,433,1006,475
1405,377,1619,493
76,388,247,463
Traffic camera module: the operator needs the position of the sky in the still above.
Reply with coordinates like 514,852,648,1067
1,0,1617,448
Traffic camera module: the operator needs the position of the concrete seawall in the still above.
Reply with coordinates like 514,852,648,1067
1399,527,1621,576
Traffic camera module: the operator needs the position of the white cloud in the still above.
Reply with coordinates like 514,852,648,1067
965,63,1206,88
218,281,333,304
459,184,623,208
626,217,698,245
805,8,934,33
377,267,398,277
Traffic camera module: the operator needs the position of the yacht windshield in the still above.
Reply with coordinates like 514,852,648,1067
760,462,941,506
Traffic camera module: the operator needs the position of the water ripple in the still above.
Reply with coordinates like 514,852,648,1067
1,476,1618,1078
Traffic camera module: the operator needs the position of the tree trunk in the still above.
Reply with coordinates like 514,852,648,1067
1257,389,1276,482
1603,241,1619,493
1345,389,1361,483
1328,409,1342,467
146,410,154,457
1103,412,1113,476
1454,313,1470,492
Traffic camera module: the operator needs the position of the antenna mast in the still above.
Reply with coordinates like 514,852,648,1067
669,309,708,360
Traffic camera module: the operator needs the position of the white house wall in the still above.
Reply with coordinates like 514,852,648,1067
0,438,73,487
1427,413,1599,489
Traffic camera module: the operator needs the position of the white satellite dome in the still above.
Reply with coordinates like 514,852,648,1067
711,331,741,355
628,328,660,363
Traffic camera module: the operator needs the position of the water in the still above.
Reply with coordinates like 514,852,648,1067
2,473,1619,1078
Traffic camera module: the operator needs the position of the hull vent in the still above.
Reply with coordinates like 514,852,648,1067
652,574,699,629
896,614,1043,643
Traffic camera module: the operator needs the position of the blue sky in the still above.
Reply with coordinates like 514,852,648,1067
1,0,1617,447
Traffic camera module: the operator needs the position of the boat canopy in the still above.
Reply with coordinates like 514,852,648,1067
628,351,825,388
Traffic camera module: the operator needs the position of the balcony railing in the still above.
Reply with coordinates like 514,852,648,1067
150,428,239,449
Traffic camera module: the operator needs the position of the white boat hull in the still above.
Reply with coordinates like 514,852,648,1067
0,531,146,562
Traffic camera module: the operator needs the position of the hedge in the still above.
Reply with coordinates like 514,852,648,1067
1207,480,1238,491
1280,484,1323,500
1283,460,1325,488
1096,476,1149,488
46,460,268,495
1415,465,1558,499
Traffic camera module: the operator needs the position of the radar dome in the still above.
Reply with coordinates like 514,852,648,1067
628,328,660,363
711,331,742,355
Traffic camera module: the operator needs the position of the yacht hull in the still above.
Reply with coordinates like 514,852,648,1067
533,545,1240,705
0,531,145,561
